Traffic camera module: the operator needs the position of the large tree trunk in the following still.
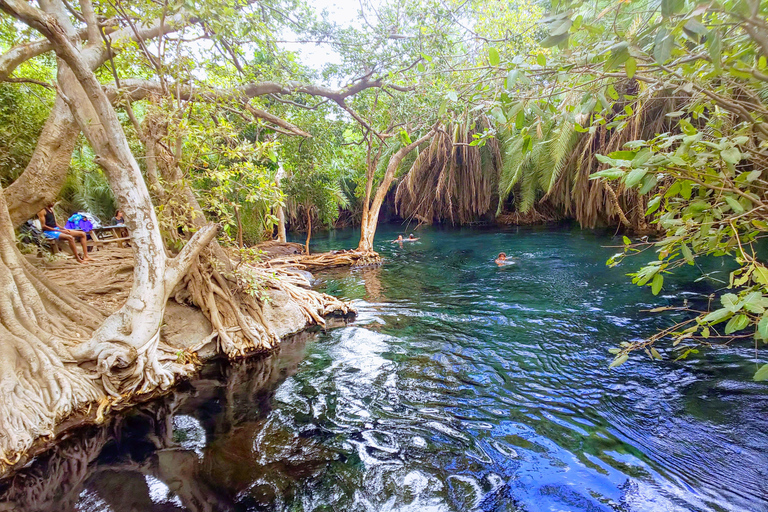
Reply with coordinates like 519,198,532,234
357,130,435,252
4,95,79,227
0,0,218,397
0,181,106,464
55,60,216,394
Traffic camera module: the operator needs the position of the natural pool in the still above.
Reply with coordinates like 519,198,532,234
2,225,767,511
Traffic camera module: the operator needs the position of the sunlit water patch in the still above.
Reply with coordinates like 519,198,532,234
2,225,767,512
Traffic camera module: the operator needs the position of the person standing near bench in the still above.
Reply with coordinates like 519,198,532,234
37,204,93,263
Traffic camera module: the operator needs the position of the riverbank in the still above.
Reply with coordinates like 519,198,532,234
0,245,354,479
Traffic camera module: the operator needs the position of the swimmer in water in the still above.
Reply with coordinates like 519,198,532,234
391,235,404,243
495,252,509,266
407,233,419,241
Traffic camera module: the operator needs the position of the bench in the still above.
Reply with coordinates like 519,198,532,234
91,236,131,249
91,225,130,249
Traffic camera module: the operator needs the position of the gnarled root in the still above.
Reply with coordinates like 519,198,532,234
71,322,196,399
0,197,105,465
173,249,355,359
0,326,103,467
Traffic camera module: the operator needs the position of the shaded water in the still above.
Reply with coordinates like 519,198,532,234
2,225,768,512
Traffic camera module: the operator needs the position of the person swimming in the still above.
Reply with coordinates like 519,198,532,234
391,235,404,243
495,252,513,266
408,233,419,241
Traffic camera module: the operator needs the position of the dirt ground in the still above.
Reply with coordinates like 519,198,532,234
27,245,134,315
29,241,309,315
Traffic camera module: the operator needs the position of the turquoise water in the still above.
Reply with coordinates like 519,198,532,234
3,225,767,511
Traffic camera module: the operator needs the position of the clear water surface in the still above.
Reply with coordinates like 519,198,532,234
2,225,767,512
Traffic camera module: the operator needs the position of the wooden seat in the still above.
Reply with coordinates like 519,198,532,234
92,237,131,248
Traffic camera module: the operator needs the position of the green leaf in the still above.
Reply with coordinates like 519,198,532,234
758,315,768,340
590,169,626,179
720,147,741,164
604,42,630,71
743,292,765,314
437,99,447,118
721,293,741,312
724,196,744,214
623,235,632,245
638,174,657,195
681,243,694,264
754,364,768,381
725,314,749,334
536,54,546,66
609,150,636,160
609,354,629,368
417,62,425,72
624,168,648,188
631,149,652,167
708,31,722,73
650,347,662,360
654,28,673,64
683,19,707,38
506,69,519,89
661,0,684,17
488,47,500,66
625,56,636,79
701,307,732,324
651,274,663,295
541,32,569,48
549,17,573,36
646,196,661,215
515,109,525,129
447,90,458,102
753,265,768,286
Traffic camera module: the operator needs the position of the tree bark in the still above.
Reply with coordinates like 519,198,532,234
275,164,287,243
0,180,106,464
357,129,435,252
4,95,79,226
305,208,312,255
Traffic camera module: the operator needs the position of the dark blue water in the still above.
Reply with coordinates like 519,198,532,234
3,225,767,511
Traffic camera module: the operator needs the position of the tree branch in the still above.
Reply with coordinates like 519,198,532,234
78,0,101,45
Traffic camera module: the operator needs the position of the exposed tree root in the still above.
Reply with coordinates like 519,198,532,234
0,211,105,466
265,249,382,271
173,247,355,359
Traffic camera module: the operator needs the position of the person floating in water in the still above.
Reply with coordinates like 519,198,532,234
37,204,93,263
495,252,513,266
392,234,420,244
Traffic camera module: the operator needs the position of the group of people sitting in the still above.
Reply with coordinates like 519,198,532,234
35,204,125,264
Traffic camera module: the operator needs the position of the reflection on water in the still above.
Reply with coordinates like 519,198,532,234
2,225,768,512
